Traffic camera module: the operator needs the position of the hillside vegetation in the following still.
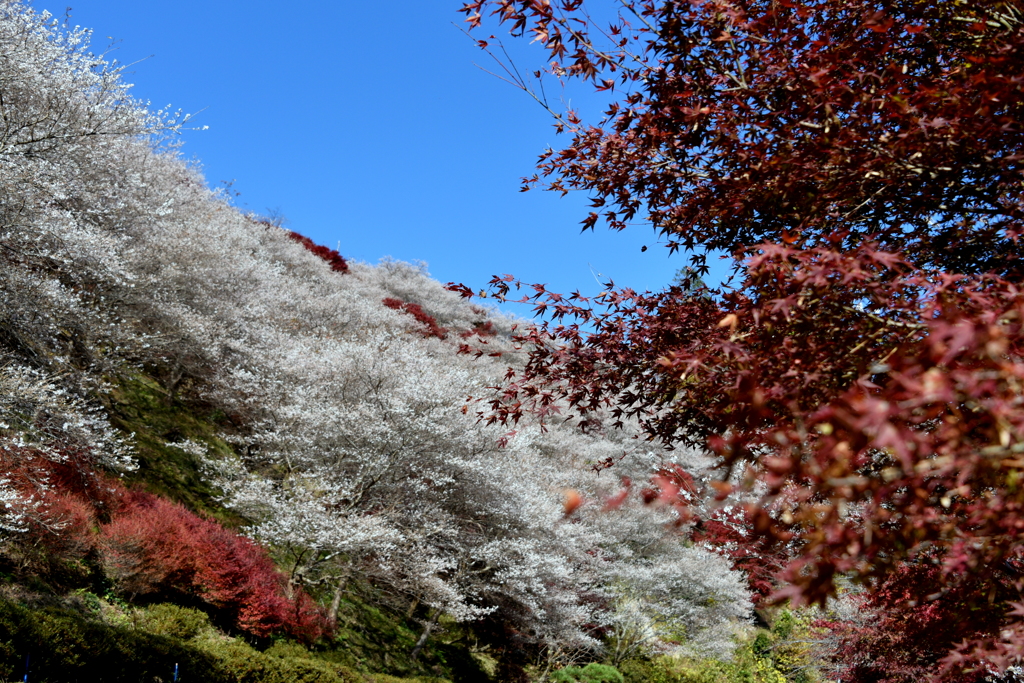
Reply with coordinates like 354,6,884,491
0,2,822,681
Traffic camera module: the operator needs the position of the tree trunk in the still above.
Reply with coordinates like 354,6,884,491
162,362,185,407
409,608,440,662
328,575,347,626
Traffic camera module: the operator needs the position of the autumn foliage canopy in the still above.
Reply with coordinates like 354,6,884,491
461,0,1024,677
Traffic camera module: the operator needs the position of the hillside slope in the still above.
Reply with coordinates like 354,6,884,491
0,2,757,681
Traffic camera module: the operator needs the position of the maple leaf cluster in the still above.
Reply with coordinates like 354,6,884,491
463,0,1024,677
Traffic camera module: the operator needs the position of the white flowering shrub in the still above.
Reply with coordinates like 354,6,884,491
0,362,132,536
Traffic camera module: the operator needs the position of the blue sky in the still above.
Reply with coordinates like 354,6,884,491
55,1,727,309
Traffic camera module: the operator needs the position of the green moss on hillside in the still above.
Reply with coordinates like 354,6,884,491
316,590,493,682
103,373,239,521
0,593,466,683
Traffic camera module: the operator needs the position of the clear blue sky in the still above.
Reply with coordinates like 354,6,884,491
53,1,727,308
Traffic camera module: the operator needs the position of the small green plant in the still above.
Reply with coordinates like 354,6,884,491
71,588,103,613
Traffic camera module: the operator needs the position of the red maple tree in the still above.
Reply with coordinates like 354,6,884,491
460,0,1024,677
822,557,1024,683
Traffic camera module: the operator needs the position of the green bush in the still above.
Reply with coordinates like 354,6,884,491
366,676,452,683
619,657,748,683
136,603,213,640
551,662,625,683
617,659,683,683
197,636,359,683
762,609,818,683
0,598,222,683
616,634,801,683
0,596,376,683
0,584,487,683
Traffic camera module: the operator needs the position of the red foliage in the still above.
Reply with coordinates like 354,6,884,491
36,493,99,558
0,444,117,509
0,444,326,641
281,589,328,644
285,230,349,273
480,248,1024,674
382,297,449,339
824,559,1024,682
100,492,326,640
690,507,786,605
463,0,1024,676
633,465,786,602
462,0,1022,278
100,492,196,593
460,320,496,339
0,444,113,556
